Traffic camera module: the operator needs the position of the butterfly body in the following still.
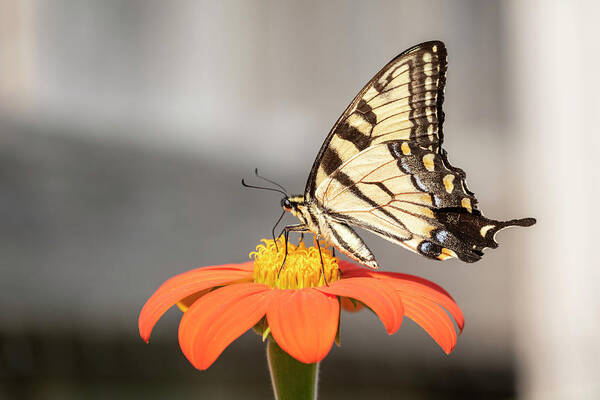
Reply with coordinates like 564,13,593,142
282,194,379,268
278,41,535,269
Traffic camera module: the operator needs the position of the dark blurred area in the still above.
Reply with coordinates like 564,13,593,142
1,1,598,399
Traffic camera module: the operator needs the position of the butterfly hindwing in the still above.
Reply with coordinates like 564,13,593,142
314,141,535,262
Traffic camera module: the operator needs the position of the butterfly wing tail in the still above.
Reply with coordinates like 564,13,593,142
429,211,536,263
501,217,537,228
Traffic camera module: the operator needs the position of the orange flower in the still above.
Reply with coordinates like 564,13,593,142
139,239,464,370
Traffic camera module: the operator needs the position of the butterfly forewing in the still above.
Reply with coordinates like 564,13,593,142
306,41,447,199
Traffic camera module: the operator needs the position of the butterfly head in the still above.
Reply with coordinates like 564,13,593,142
281,197,293,212
281,195,305,217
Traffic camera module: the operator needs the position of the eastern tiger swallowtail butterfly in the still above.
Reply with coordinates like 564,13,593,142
266,40,536,268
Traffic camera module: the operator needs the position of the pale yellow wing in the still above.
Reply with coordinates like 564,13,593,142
305,41,447,199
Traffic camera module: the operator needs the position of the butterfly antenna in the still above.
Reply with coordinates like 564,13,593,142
241,179,287,197
255,168,288,195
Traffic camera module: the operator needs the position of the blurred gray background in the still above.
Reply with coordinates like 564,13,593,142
1,1,598,399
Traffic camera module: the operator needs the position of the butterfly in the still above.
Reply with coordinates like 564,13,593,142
260,40,535,269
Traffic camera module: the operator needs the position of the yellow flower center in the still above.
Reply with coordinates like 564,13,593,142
250,237,341,289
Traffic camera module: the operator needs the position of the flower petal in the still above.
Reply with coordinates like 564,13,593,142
267,289,339,364
176,288,212,312
318,277,404,334
178,283,270,370
378,276,463,333
139,262,253,342
338,261,366,275
402,296,458,354
340,297,364,312
339,260,464,332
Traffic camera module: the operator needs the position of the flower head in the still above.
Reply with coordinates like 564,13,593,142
139,238,464,370
252,239,340,289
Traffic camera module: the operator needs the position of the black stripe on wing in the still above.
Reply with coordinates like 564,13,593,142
305,41,448,199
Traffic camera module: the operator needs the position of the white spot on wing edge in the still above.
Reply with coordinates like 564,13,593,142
443,174,455,193
461,198,472,213
423,154,435,171
401,142,411,155
480,225,496,237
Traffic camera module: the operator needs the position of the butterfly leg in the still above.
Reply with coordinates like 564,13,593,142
272,210,286,252
279,228,290,277
277,224,309,278
314,236,329,286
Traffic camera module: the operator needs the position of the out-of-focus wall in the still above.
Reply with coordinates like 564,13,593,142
1,0,509,341
2,0,596,398
2,0,505,170
506,1,600,399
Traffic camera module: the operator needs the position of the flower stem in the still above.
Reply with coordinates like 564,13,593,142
267,339,319,400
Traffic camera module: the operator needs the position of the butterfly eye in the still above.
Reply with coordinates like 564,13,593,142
281,198,292,210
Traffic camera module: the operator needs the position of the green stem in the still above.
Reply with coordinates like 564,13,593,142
267,339,319,400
